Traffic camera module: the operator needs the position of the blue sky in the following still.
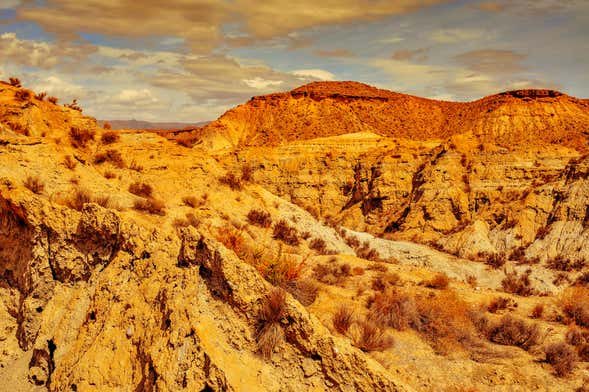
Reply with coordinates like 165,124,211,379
1,0,587,122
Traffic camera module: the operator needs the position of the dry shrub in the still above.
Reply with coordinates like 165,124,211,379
94,149,125,168
285,279,317,306
484,315,541,351
247,209,272,228
176,133,198,147
566,327,589,362
101,131,120,145
182,196,202,208
35,91,47,101
487,297,517,314
413,291,476,353
9,76,21,87
15,89,32,102
241,163,254,182
352,267,365,276
575,272,589,286
352,319,394,352
501,269,536,296
103,122,112,130
216,227,246,256
128,182,153,198
547,256,586,272
23,176,44,194
369,288,418,330
219,172,242,190
313,262,351,286
133,198,165,216
67,188,92,211
173,213,200,229
561,287,589,328
47,96,58,104
531,304,544,319
544,342,577,377
356,241,383,262
258,251,304,287
272,219,299,246
63,155,77,170
333,305,355,334
69,127,95,148
103,171,116,179
256,288,287,358
309,238,330,254
423,273,450,289
484,252,507,269
95,196,112,209
371,272,400,291
367,263,387,272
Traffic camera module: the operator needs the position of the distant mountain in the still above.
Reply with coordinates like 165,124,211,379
98,119,209,130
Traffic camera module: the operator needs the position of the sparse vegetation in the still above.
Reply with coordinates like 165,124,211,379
284,279,317,306
247,209,272,228
333,305,355,334
423,273,450,289
67,188,93,211
219,172,243,190
544,342,577,377
35,91,47,101
15,89,32,102
256,288,287,359
352,318,394,352
128,182,153,198
69,127,95,148
47,96,58,104
9,77,21,87
63,155,77,170
133,198,166,216
313,262,351,286
241,163,254,182
487,297,517,314
560,287,589,328
369,288,418,330
23,175,44,194
501,269,536,296
272,219,299,246
483,315,541,351
94,149,125,168
101,131,120,145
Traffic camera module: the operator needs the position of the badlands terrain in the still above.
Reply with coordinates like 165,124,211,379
1,78,589,391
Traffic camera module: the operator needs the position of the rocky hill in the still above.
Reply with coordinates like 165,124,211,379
1,79,589,391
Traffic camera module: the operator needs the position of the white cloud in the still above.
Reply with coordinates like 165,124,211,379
291,69,335,81
378,36,405,44
429,28,487,43
31,76,86,98
111,89,159,105
243,77,283,89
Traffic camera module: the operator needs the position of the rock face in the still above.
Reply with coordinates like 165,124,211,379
198,81,589,152
2,79,589,391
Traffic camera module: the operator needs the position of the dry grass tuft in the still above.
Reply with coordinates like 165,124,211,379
333,305,355,334
133,198,165,216
285,279,317,306
256,288,287,359
501,269,536,296
313,262,351,286
34,91,47,101
219,172,243,190
128,182,153,198
182,195,202,208
67,188,93,211
484,315,541,351
94,149,126,168
544,342,577,377
15,89,32,102
101,131,120,145
368,288,418,330
371,272,400,291
531,304,544,319
561,287,589,328
423,272,450,289
63,155,77,170
247,209,272,228
487,297,517,314
9,77,21,87
47,96,58,104
69,127,95,149
272,219,299,246
352,319,394,352
23,176,44,194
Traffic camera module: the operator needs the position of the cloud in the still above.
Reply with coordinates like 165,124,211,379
30,76,87,100
378,36,405,44
474,2,505,12
111,89,159,105
290,69,335,81
0,0,20,9
391,48,428,62
0,33,90,69
429,28,487,43
454,49,527,74
314,49,354,58
243,77,284,89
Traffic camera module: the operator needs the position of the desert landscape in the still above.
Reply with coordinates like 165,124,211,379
1,1,589,391
1,77,589,391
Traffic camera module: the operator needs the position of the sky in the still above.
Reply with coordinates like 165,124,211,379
0,0,587,122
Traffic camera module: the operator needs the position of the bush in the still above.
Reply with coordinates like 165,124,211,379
368,288,418,330
284,279,317,306
133,198,165,216
531,304,544,319
313,262,351,286
247,209,272,228
256,288,287,358
67,188,93,211
424,273,450,289
545,342,577,377
333,305,355,334
561,287,589,328
501,270,536,296
103,122,112,130
356,242,383,262
487,297,517,314
219,172,242,190
309,238,329,254
63,155,77,170
47,96,58,104
94,149,125,168
371,272,400,291
9,77,21,87
35,92,47,101
15,89,32,102
273,219,299,246
69,127,95,148
101,131,120,145
547,256,585,272
23,176,44,194
128,182,153,198
352,319,394,352
484,315,541,351
103,171,116,179
241,163,254,182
